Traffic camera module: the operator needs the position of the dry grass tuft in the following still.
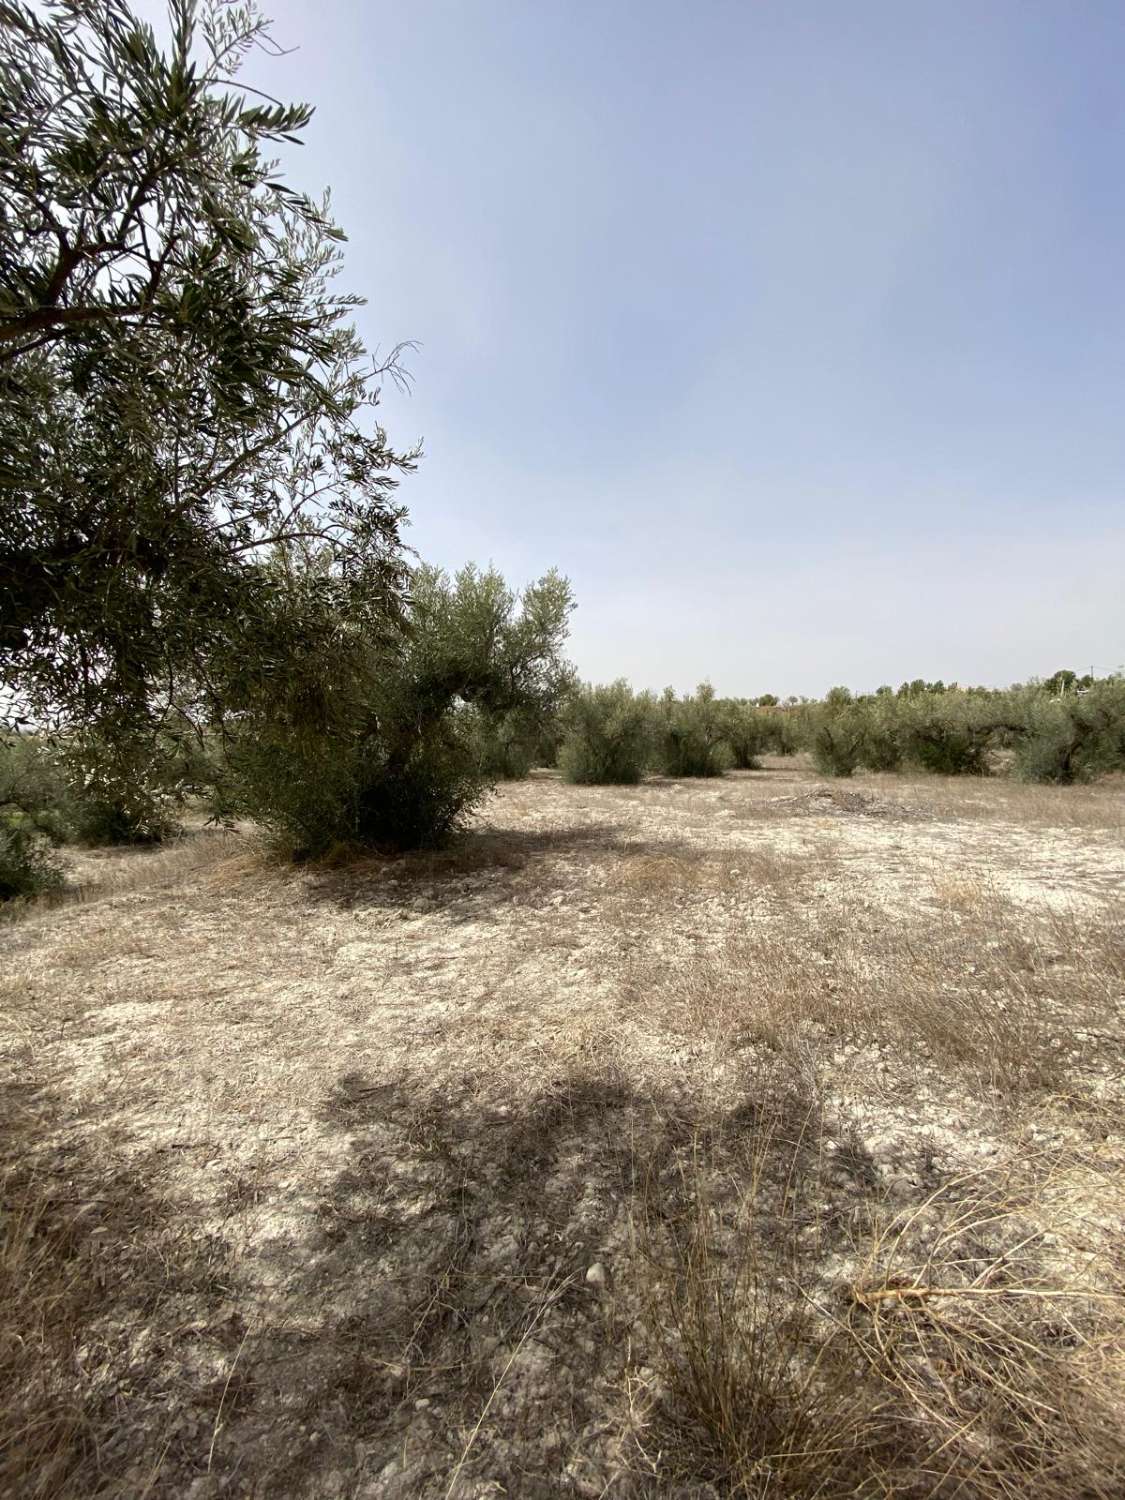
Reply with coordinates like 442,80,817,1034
0,1159,180,1500
631,1072,894,1496
873,770,1125,833
2,827,246,928
844,1157,1125,1498
632,1082,1125,1498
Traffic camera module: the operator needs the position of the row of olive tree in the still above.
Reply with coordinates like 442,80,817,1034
513,677,1125,789
803,679,1125,782
551,684,798,785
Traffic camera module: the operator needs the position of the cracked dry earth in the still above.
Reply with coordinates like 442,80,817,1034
2,760,1124,1498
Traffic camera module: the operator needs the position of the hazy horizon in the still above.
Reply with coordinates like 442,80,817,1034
139,0,1125,696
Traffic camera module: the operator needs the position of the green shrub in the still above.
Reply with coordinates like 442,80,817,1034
657,683,729,778
226,560,574,856
468,710,535,781
228,693,491,858
857,711,903,771
0,812,63,902
70,794,177,846
1014,679,1125,783
910,731,985,774
757,707,804,756
1069,678,1125,778
897,693,993,775
810,713,865,777
718,699,769,769
1013,701,1081,784
64,734,183,845
466,694,574,781
559,681,654,785
0,730,193,847
0,735,74,843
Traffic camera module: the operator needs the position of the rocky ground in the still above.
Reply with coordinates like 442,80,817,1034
2,759,1123,1497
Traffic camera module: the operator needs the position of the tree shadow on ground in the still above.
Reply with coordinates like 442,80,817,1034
299,821,695,922
0,1075,244,1499
14,1054,1099,1500
1,1055,879,1498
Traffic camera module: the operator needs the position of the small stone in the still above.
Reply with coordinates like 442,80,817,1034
585,1261,609,1289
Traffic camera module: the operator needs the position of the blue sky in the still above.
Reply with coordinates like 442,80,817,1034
179,2,1125,692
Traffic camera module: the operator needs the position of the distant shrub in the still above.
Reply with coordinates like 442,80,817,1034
1014,679,1125,783
467,709,535,781
0,812,63,902
65,735,183,845
0,730,196,848
856,701,903,772
759,707,803,756
1071,679,1125,778
897,694,993,776
0,735,74,844
559,681,653,785
811,713,865,777
902,727,988,775
657,683,729,778
465,688,575,780
70,794,177,846
1014,701,1082,785
718,699,769,769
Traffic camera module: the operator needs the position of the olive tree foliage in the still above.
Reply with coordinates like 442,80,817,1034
224,562,575,856
717,698,770,769
657,682,729,777
1014,677,1125,784
810,707,866,777
558,680,654,785
0,0,415,739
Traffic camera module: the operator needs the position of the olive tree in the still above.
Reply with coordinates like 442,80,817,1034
0,0,415,743
657,683,729,777
558,680,654,785
224,561,575,855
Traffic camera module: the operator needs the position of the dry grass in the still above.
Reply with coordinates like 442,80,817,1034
624,885,1123,1108
866,767,1125,833
1,763,1122,1496
630,1072,1124,1498
844,1157,1125,1498
0,1144,188,1499
630,1068,893,1497
1,825,246,929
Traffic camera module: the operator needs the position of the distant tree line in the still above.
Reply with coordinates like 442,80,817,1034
544,673,1125,788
